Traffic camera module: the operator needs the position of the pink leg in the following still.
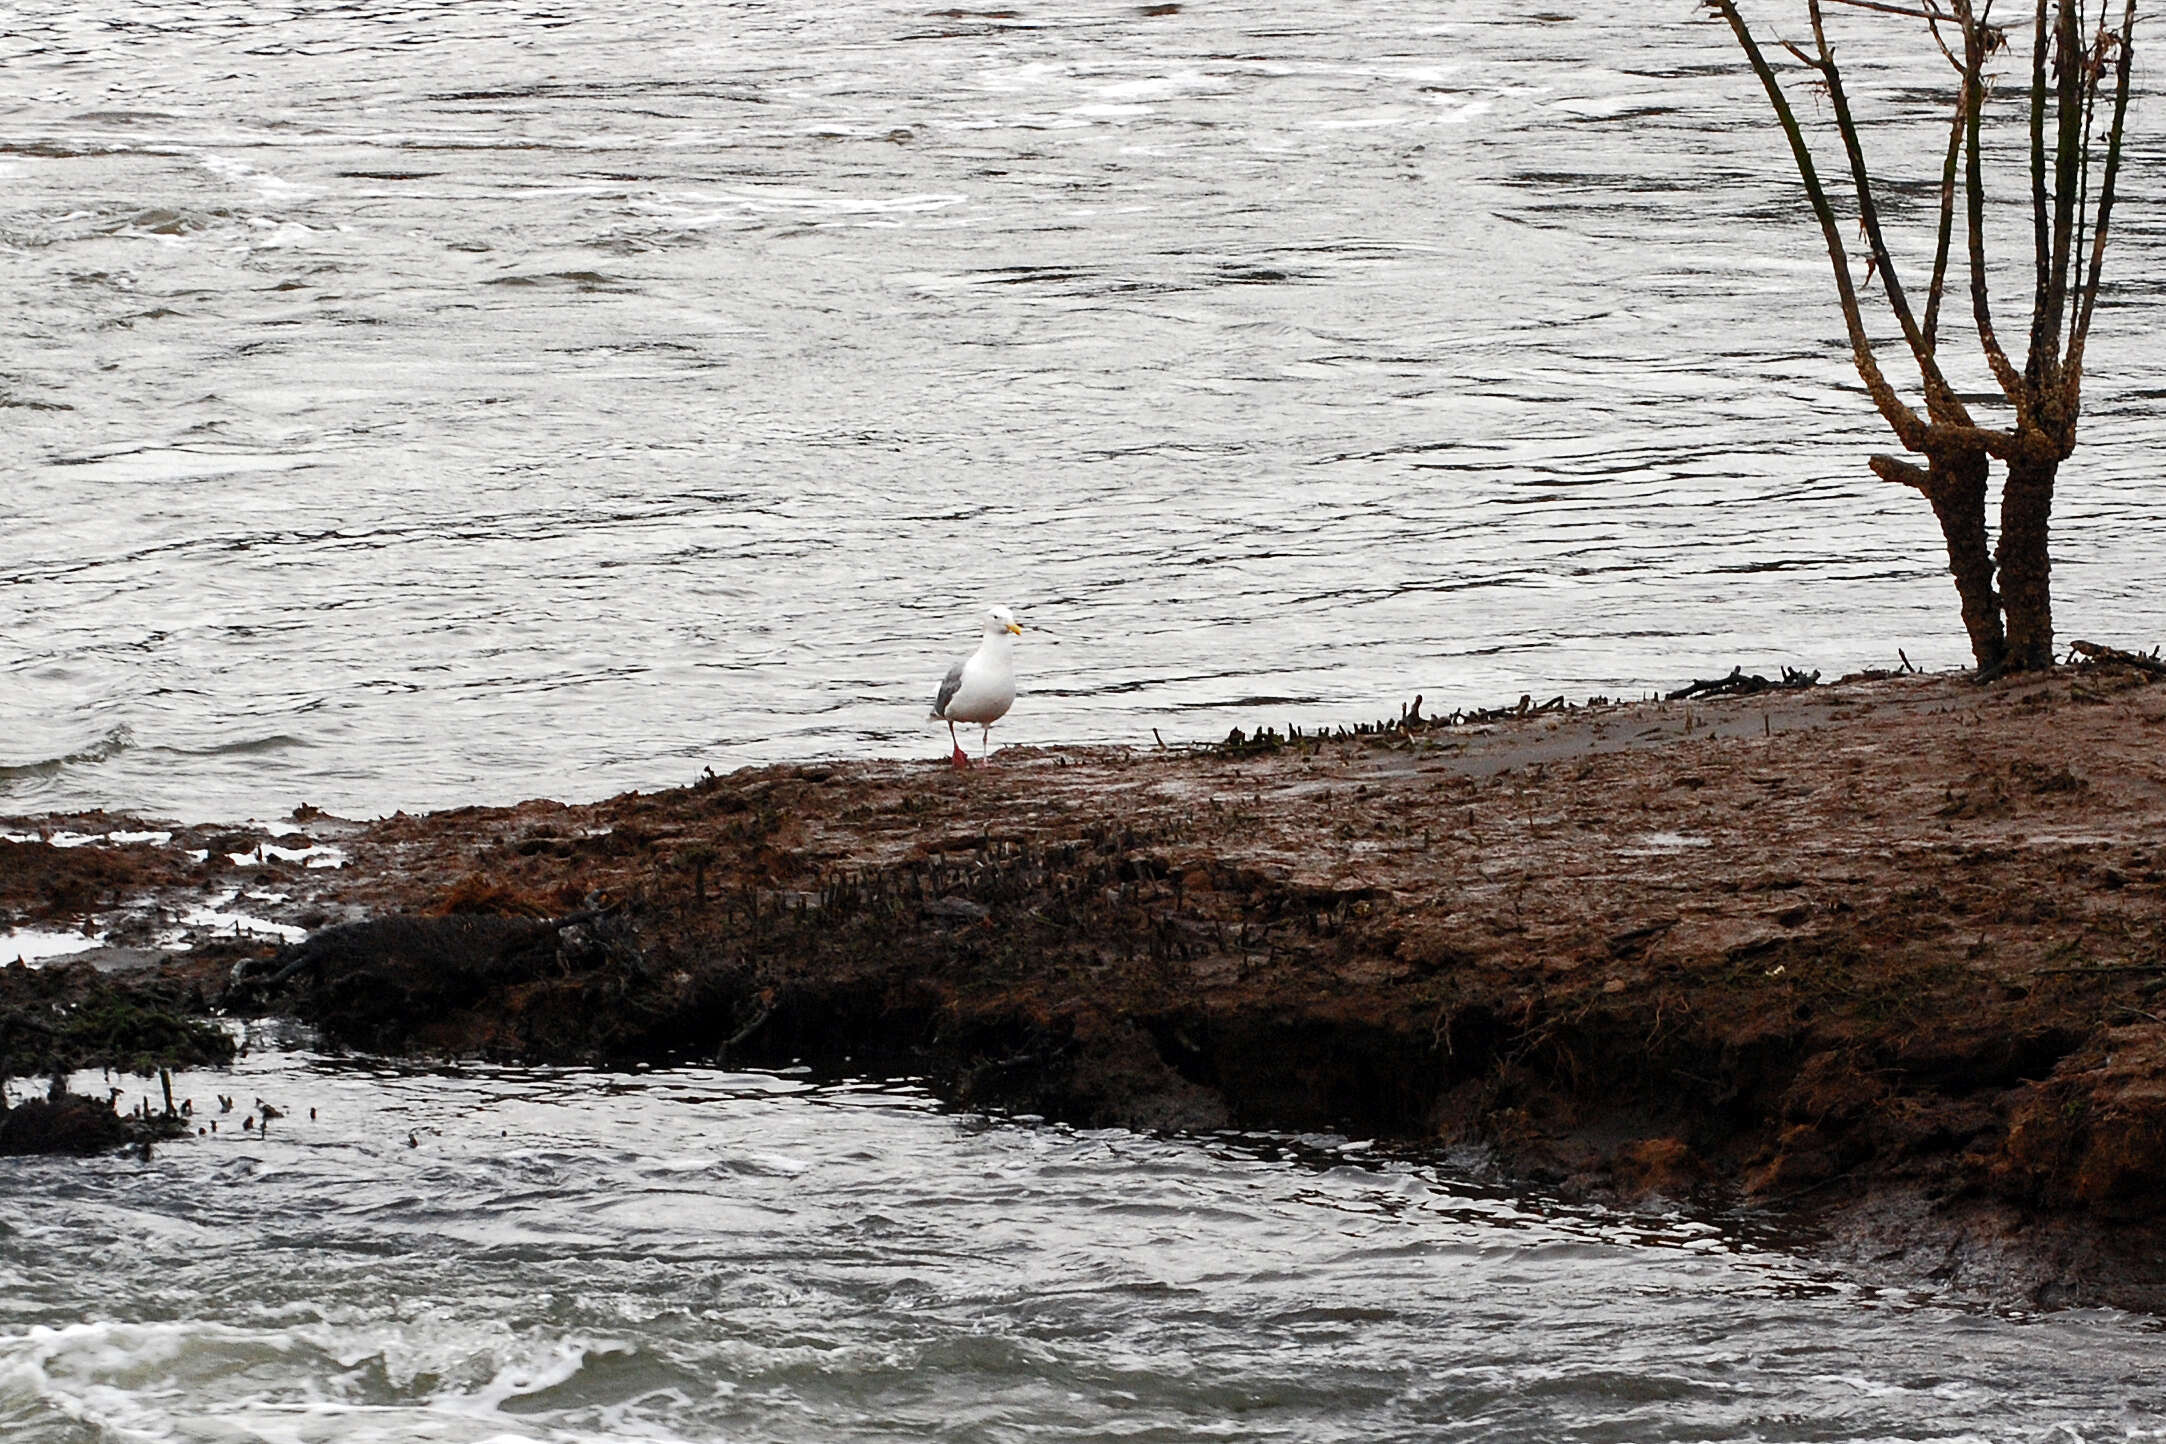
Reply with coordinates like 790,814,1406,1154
949,721,969,769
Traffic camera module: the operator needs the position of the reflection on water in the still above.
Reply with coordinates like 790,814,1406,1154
3,0,2164,820
1,1052,2162,1442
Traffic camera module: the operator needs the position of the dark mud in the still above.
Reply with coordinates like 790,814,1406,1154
7,663,2166,1311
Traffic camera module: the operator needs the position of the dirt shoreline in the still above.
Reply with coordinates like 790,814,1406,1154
6,663,2166,1311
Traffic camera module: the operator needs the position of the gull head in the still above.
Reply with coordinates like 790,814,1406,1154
984,605,1022,637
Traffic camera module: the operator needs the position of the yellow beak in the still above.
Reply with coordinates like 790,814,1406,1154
1006,622,1023,635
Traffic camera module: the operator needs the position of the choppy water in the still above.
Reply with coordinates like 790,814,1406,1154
4,0,2164,821
0,1052,2160,1443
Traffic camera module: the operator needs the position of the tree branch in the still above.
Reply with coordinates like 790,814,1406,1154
2064,0,2137,403
1707,0,1928,447
2065,0,2106,357
2068,0,2123,368
1964,2,2033,414
1922,68,1969,350
2029,0,2052,355
2036,0,2086,372
1808,0,1971,422
1870,453,1937,493
1824,0,1958,20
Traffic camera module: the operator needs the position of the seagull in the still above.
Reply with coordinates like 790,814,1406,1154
931,605,1023,768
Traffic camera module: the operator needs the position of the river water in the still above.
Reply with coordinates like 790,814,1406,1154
2,1053,2162,1444
5,0,2165,822
8,5,2166,1424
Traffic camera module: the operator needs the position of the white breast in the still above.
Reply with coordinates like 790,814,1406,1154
940,646,1015,724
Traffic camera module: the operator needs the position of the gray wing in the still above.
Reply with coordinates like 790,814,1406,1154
931,659,965,718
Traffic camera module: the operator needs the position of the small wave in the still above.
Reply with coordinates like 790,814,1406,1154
0,725,133,783
0,1318,646,1444
452,1335,636,1413
1199,693,1317,708
484,270,639,292
0,1320,295,1442
0,140,119,159
168,733,310,760
66,109,181,125
100,206,207,235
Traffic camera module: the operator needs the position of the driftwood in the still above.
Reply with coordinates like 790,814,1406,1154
2069,640,2166,677
1666,666,1820,702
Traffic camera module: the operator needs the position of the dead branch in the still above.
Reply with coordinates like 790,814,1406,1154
1666,665,1820,700
2069,640,2166,675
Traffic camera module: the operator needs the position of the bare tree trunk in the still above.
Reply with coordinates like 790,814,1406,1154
1998,451,2059,669
1929,449,2005,673
1875,447,2005,673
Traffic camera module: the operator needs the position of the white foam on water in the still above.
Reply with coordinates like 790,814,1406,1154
0,1319,670,1444
451,1337,632,1415
200,152,320,205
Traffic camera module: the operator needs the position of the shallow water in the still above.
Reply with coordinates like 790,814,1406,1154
4,0,2164,821
1,1052,2161,1443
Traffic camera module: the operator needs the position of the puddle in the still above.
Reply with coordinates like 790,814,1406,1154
224,842,347,869
2,829,174,848
1,927,106,966
158,891,309,949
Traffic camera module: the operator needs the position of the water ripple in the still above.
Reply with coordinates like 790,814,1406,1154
2,0,2163,820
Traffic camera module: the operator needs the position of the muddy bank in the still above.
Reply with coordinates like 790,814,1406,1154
7,663,2166,1311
